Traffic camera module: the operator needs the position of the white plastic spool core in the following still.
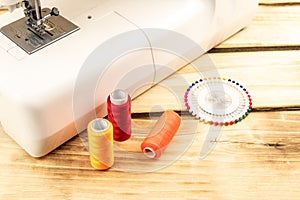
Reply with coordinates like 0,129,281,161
91,119,109,133
143,147,156,159
110,89,128,105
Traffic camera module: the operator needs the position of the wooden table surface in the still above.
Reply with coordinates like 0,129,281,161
1,1,300,199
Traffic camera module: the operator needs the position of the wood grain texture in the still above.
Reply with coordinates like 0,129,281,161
0,111,299,199
216,5,300,49
1,2,300,200
132,51,300,113
260,0,300,4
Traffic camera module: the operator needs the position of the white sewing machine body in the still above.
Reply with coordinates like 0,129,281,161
0,0,258,157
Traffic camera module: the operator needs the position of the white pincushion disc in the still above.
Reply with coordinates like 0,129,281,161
184,77,252,126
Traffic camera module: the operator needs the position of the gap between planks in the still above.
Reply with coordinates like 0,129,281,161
209,45,300,53
131,106,300,120
259,2,300,6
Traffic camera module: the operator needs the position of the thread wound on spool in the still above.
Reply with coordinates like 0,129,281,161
88,119,114,170
141,110,181,159
107,89,131,142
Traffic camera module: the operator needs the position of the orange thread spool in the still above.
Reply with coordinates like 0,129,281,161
141,110,181,159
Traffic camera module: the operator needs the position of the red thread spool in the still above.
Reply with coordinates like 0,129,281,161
107,89,131,142
141,110,181,159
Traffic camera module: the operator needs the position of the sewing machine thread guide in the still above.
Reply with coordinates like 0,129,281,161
0,8,79,54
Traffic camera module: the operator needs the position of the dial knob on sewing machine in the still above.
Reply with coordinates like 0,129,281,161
50,7,59,16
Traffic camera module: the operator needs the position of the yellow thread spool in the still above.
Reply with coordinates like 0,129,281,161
88,119,114,170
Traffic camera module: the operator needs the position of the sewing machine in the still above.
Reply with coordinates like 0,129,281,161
0,0,258,157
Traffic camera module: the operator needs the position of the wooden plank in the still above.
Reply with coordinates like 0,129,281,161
217,5,300,49
260,0,300,4
131,51,300,113
0,111,299,199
